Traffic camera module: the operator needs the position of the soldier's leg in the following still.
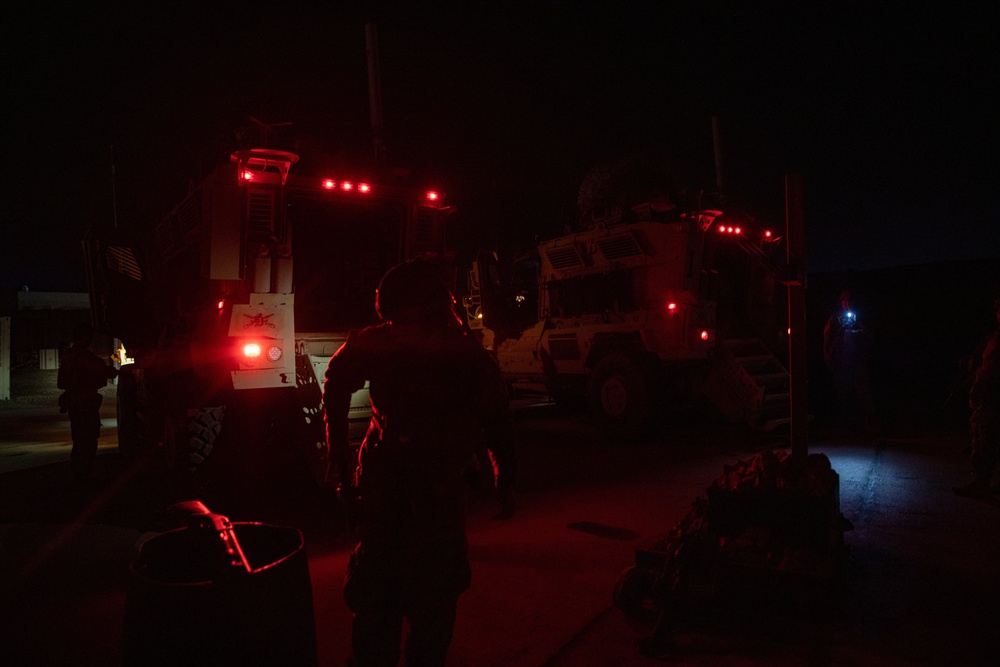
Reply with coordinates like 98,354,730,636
972,410,1000,486
955,406,997,498
344,545,405,667
402,591,458,667
351,605,404,667
69,408,101,482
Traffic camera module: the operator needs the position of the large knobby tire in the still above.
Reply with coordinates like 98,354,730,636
587,352,653,441
188,406,225,469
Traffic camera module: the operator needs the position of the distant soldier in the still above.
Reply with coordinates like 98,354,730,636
324,258,517,667
823,290,876,430
954,295,1000,499
58,323,118,484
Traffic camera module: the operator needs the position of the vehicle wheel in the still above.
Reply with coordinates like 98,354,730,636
587,352,653,440
188,406,225,469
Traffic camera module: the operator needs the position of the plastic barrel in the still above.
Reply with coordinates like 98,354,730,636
123,522,317,666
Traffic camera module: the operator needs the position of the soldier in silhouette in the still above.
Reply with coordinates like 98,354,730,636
954,294,1000,499
58,323,118,484
324,258,517,667
823,290,875,431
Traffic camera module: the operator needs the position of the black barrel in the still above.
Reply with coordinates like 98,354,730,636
123,522,317,666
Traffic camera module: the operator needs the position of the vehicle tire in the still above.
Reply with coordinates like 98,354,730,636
586,351,653,441
188,406,224,469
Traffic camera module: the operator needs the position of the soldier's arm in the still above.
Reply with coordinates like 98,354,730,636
473,346,517,517
323,332,368,487
970,332,1000,401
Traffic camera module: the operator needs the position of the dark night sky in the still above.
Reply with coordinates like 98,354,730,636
3,1,999,293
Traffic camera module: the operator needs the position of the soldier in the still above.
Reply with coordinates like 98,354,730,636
954,295,1000,499
823,290,875,430
57,323,118,484
323,258,517,667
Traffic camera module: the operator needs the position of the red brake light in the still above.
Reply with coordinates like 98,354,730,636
243,343,261,359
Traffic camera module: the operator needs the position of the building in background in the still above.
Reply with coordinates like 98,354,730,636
0,290,94,371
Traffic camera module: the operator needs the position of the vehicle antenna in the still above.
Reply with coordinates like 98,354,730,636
110,145,119,229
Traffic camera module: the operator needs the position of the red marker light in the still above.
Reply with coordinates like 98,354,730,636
734,227,742,235
701,330,710,341
322,179,336,189
764,230,772,238
243,343,261,359
242,170,255,182
341,181,354,191
667,302,677,312
358,183,371,193
216,299,225,311
426,191,440,201
718,224,726,233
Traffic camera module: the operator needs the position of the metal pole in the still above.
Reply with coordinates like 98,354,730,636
785,173,808,459
365,23,385,172
712,116,724,193
110,145,119,229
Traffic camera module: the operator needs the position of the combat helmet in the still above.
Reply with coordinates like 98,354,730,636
375,258,460,326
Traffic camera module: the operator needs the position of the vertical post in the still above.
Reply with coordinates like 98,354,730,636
785,174,808,459
712,116,724,193
0,316,10,401
365,23,386,172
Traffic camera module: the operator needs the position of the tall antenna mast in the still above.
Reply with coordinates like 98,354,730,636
110,145,119,229
712,116,725,195
366,23,386,172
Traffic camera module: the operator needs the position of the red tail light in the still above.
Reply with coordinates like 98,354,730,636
241,342,283,365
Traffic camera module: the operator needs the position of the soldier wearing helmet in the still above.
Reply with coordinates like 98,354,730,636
823,290,876,431
323,258,517,667
57,323,118,485
954,294,1000,499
